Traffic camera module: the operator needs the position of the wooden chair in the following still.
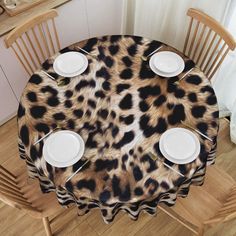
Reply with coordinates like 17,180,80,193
4,9,61,76
0,164,69,236
183,8,236,80
158,165,236,235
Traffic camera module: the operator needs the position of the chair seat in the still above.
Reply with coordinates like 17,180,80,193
16,166,64,219
165,165,235,228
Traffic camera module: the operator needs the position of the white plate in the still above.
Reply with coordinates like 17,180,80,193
43,130,85,167
149,51,185,77
159,128,200,164
53,52,88,77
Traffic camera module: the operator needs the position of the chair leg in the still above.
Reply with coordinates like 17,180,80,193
42,217,52,236
198,227,204,236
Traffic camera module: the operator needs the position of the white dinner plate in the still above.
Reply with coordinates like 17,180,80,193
53,52,88,77
149,51,185,77
159,128,200,164
43,130,85,167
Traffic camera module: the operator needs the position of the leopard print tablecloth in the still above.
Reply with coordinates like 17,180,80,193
17,35,219,223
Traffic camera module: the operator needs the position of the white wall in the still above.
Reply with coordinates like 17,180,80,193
0,65,18,125
56,0,90,48
86,0,123,37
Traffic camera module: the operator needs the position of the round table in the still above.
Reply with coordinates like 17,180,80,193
17,35,219,223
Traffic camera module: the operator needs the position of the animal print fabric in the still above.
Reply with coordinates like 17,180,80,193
17,35,219,223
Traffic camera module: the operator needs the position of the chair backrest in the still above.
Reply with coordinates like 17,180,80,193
184,8,236,80
4,10,60,76
0,165,40,214
205,185,236,225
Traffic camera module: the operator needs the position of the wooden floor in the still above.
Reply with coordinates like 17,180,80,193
0,117,236,236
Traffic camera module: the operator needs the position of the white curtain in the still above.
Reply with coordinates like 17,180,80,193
212,2,236,143
124,0,236,143
213,53,236,143
124,0,231,50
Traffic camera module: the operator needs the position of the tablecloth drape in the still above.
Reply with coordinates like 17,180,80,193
17,35,219,223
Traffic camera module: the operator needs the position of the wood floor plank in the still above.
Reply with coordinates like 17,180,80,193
0,204,27,234
66,220,98,236
86,209,125,235
135,211,192,236
205,220,236,236
0,117,18,165
51,206,87,235
53,209,89,236
1,213,45,236
102,212,153,236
